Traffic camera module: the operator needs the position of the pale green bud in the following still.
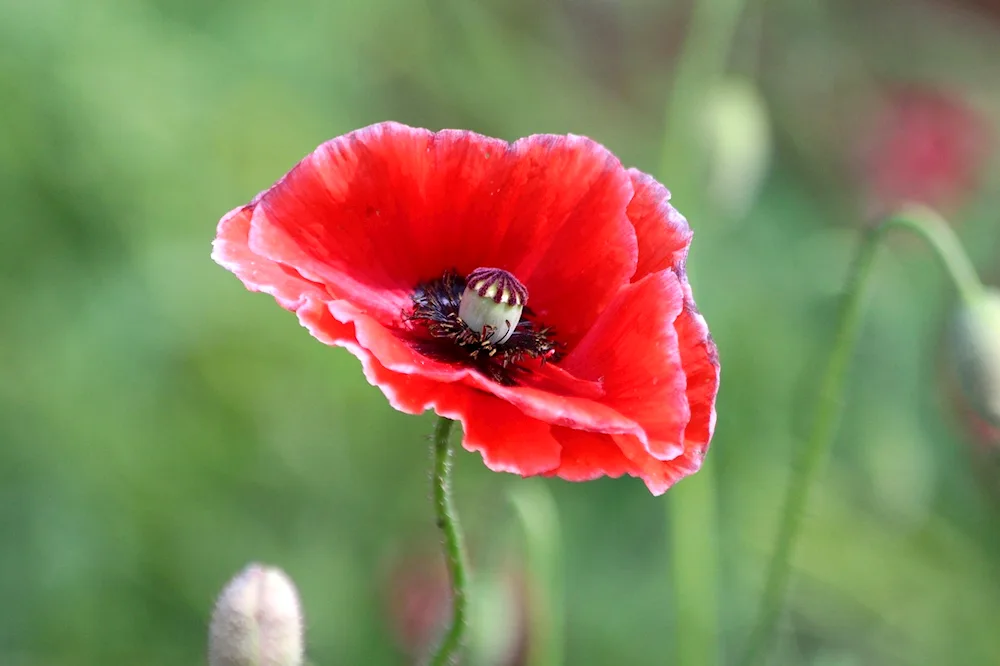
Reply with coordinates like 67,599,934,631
950,290,1000,428
703,77,772,220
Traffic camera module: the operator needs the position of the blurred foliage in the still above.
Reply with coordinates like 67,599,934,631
2,0,1000,664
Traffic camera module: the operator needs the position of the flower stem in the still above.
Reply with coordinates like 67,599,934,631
428,416,469,666
659,0,749,204
661,0,749,664
880,205,984,305
509,480,565,666
668,460,720,666
739,205,983,666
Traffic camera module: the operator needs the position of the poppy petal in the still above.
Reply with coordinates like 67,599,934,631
245,122,638,345
503,135,638,347
212,203,330,310
324,299,646,438
561,270,690,460
626,169,692,282
547,428,638,482
296,298,563,474
435,389,563,476
674,299,720,452
612,433,706,495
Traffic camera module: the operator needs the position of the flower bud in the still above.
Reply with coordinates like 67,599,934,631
703,77,772,220
459,268,527,345
208,563,304,666
949,290,1000,428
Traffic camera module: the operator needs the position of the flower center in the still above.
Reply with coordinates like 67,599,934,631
458,268,527,345
405,268,561,386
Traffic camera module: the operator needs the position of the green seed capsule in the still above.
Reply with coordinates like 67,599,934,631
458,267,528,345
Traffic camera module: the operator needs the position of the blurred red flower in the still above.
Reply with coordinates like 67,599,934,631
383,554,451,659
213,122,719,494
382,550,527,664
860,86,992,217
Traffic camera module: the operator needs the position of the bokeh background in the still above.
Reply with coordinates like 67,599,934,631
3,0,1000,664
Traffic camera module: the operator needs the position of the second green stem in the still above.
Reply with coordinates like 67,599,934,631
740,206,983,666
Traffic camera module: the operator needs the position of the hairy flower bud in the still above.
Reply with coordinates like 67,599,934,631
949,290,1000,428
208,563,304,666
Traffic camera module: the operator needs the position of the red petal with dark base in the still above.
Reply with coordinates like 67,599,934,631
327,299,646,438
251,123,638,347
212,122,720,495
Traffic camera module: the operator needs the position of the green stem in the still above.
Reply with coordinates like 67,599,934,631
428,417,469,666
660,0,749,204
880,205,984,305
509,480,564,666
669,460,721,666
661,2,748,666
739,205,983,666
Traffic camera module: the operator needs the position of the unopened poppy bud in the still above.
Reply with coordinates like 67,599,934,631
459,268,527,345
208,563,304,666
703,77,772,219
950,290,1000,428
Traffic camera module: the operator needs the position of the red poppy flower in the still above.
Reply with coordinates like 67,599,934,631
213,122,719,495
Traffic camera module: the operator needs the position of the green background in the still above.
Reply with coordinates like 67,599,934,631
2,0,1000,664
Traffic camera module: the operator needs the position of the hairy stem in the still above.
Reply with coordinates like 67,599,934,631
427,417,469,666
